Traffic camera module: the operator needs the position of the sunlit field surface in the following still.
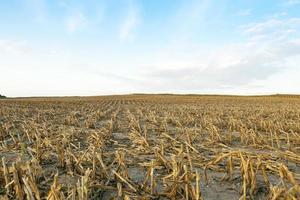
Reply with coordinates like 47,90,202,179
1,95,300,199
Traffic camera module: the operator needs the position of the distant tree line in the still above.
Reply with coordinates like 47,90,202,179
0,94,6,98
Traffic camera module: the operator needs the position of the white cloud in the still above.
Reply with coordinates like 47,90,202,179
241,18,300,35
119,0,140,41
0,40,31,55
282,0,300,6
137,17,300,94
66,11,87,32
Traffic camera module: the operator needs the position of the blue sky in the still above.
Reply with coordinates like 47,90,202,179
1,0,300,96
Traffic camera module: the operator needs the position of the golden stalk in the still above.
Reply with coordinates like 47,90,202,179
112,170,137,192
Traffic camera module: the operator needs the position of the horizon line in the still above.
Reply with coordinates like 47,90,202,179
2,93,300,99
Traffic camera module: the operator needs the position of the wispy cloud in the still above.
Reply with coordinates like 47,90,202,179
138,16,300,93
60,0,106,32
283,0,300,6
0,40,31,55
65,11,88,32
119,0,140,41
241,18,300,35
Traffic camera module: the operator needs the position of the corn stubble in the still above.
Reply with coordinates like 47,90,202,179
0,95,300,199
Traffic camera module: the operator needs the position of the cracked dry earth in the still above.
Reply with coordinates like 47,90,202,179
0,95,300,200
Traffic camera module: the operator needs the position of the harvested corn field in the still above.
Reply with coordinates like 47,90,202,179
0,95,300,200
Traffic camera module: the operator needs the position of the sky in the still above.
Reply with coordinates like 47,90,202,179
1,0,300,97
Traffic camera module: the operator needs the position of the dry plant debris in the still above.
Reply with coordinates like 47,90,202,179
0,94,300,199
